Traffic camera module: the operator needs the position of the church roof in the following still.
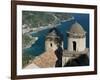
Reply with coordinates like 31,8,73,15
69,22,86,34
47,28,61,38
48,30,58,37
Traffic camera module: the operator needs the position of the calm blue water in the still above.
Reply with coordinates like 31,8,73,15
23,13,89,56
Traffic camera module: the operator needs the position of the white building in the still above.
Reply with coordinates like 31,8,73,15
62,22,89,66
67,22,86,52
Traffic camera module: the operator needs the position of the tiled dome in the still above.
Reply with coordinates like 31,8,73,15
70,22,85,34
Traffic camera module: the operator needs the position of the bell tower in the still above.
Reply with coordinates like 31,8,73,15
62,22,88,66
45,28,63,51
67,22,86,52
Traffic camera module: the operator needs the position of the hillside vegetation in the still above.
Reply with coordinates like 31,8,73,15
22,11,72,28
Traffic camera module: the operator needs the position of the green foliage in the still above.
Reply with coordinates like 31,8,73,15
22,11,72,28
22,33,38,48
55,13,72,20
22,11,55,28
22,52,35,68
22,34,32,48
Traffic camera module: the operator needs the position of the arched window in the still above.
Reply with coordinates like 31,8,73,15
73,41,76,51
50,43,52,47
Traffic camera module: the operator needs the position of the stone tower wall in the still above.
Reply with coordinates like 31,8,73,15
45,40,58,51
68,37,86,52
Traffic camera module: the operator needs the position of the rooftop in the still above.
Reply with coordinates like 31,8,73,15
46,28,62,39
69,22,86,34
